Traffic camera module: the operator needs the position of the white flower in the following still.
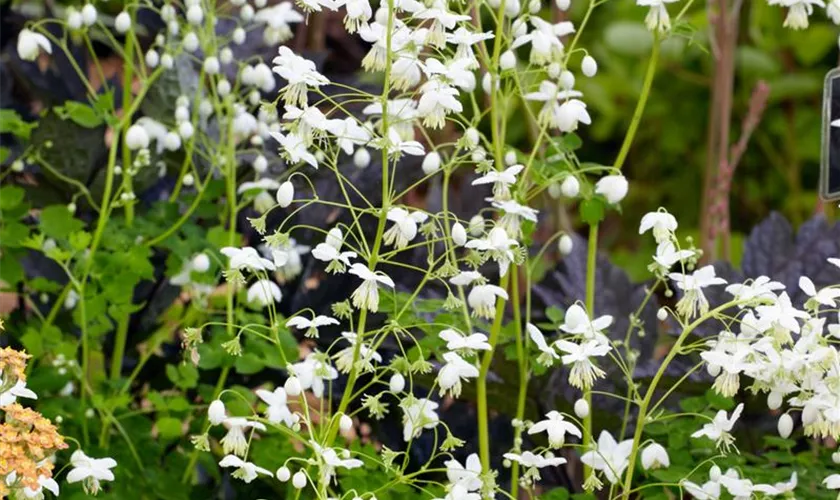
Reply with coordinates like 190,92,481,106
417,81,463,129
273,46,329,106
221,417,267,456
221,247,275,272
21,474,59,498
640,442,670,470
434,484,481,500
256,387,298,427
400,397,440,441
286,315,339,338
639,211,678,243
555,339,611,389
581,55,598,76
669,265,727,318
66,450,117,495
414,0,471,47
389,373,406,392
334,331,382,373
450,270,485,287
289,352,338,398
574,399,589,418
777,413,794,438
384,208,428,249
276,181,294,208
446,28,494,69
503,451,566,468
219,455,272,483
208,400,227,425
312,229,356,273
115,11,131,33
637,0,679,32
524,81,590,132
769,0,824,29
348,263,395,312
754,472,798,496
528,411,581,448
439,329,491,352
353,147,371,168
649,241,694,276
0,380,37,407
125,124,150,150
829,0,840,23
559,304,613,343
754,292,808,334
561,176,580,197
383,127,425,158
527,323,560,366
691,403,743,451
465,227,519,277
326,117,371,155
468,284,509,319
422,151,442,174
247,279,282,308
452,222,468,246
725,276,784,305
445,453,482,491
799,276,840,308
510,18,575,65
595,175,628,204
471,164,524,201
580,430,633,483
312,442,363,483
437,352,479,397
824,474,840,489
255,2,303,42
492,200,539,238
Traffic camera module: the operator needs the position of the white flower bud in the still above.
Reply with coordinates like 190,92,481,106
81,4,97,26
469,215,484,236
561,175,580,197
181,173,194,187
452,223,467,247
464,128,480,149
556,0,570,10
559,70,575,90
422,151,441,174
574,398,589,418
777,414,793,438
183,32,200,52
581,55,598,77
292,471,307,489
67,9,83,30
285,376,302,396
125,125,149,150
471,149,486,162
709,465,722,482
241,4,255,21
164,131,181,151
276,181,294,208
219,47,233,65
253,155,268,173
767,392,783,410
203,56,220,74
233,28,246,45
547,62,561,79
339,414,353,432
179,121,195,139
595,175,628,204
115,12,131,33
656,308,668,321
168,21,180,35
529,0,540,13
187,5,204,25
161,53,174,69
832,452,840,464
67,202,77,214
175,106,190,123
558,234,573,255
276,466,291,482
145,49,159,68
208,400,226,425
353,147,371,169
547,183,562,199
389,373,406,393
500,51,516,70
504,151,517,166
192,253,210,272
199,100,213,118
217,78,231,96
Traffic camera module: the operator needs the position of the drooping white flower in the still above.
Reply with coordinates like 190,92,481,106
581,55,598,76
272,46,329,106
510,17,575,65
221,417,267,456
669,265,727,318
417,81,463,130
311,442,363,483
828,0,840,23
555,339,611,389
492,200,539,238
725,276,785,305
400,397,440,441
334,331,382,373
799,276,840,309
20,474,60,498
208,399,227,425
17,29,52,61
348,263,395,312
691,403,744,451
528,411,582,448
384,208,428,249
471,164,524,201
312,228,357,273
439,329,491,352
465,227,519,277
639,211,678,243
255,2,304,42
824,474,840,489
247,279,283,308
640,442,670,470
219,455,272,483
434,484,481,500
0,380,37,407
326,117,371,155
503,450,567,468
559,304,613,343
66,451,117,495
768,0,825,29
383,127,425,158
637,0,679,32
524,81,590,132
289,352,338,398
446,28,494,69
580,430,633,484
221,246,276,272
256,387,298,427
649,241,694,275
445,453,482,491
468,284,509,319
450,270,485,287
437,352,479,397
595,175,628,204
286,315,339,338
414,0,471,47
527,323,560,366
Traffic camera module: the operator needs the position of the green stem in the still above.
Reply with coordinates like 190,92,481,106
614,37,660,172
509,265,526,497
121,15,136,228
582,223,598,479
110,315,130,379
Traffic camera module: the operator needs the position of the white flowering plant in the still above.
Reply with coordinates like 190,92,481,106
4,0,840,498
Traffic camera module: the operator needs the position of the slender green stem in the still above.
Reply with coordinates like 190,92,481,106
614,37,660,172
509,265,527,497
582,223,598,479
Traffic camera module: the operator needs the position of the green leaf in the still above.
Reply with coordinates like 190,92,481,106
704,389,735,410
0,109,37,139
0,186,25,210
0,221,29,248
69,231,92,251
55,101,104,128
166,363,198,389
579,198,606,226
0,253,24,286
156,417,183,441
40,205,84,239
20,328,44,357
234,352,265,375
678,396,706,413
789,25,837,67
